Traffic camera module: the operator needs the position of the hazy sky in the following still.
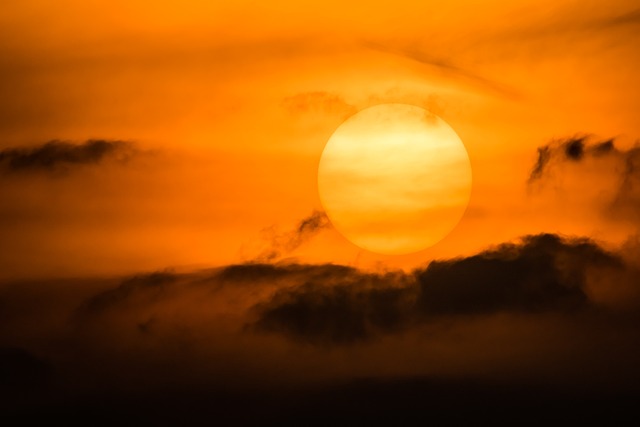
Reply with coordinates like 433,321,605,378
1,1,639,423
1,0,639,279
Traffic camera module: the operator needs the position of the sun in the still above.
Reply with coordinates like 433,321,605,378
317,104,472,255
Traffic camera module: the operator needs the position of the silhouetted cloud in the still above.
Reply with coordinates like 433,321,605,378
0,139,136,173
529,145,552,182
76,263,363,325
416,234,618,315
527,135,640,221
2,231,640,422
69,232,636,346
256,210,331,261
250,271,415,345
251,234,629,345
528,136,616,181
217,262,355,286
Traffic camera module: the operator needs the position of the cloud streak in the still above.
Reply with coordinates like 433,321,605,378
0,139,136,174
362,41,521,99
255,210,331,262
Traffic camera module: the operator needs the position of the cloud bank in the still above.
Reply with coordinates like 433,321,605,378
2,232,639,423
251,233,630,345
2,134,640,422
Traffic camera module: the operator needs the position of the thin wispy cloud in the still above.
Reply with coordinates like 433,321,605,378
0,140,137,174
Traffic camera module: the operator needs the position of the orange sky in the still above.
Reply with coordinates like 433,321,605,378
1,0,639,279
3,2,640,423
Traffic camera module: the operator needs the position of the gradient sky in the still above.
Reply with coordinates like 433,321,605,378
1,1,640,423
1,0,639,279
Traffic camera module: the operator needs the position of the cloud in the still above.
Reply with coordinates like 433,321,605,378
217,262,356,286
0,139,136,174
528,136,617,182
250,233,630,345
255,210,331,262
2,231,640,421
250,271,415,345
69,232,634,347
416,234,618,315
527,135,640,222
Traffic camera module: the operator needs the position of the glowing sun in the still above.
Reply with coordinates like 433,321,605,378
318,104,472,255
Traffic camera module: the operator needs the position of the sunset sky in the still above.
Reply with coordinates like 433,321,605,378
1,0,640,423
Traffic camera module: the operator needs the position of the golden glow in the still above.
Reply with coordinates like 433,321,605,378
318,104,472,254
1,0,639,277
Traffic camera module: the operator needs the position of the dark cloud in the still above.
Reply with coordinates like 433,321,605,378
71,232,632,347
527,135,640,221
529,145,552,182
0,139,136,174
250,272,415,345
2,231,640,422
564,137,585,160
527,135,629,181
251,234,629,345
592,139,616,155
217,262,355,286
551,136,616,162
76,263,362,324
53,231,640,350
296,210,330,236
255,210,331,262
416,234,618,315
529,137,628,179
528,136,593,181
